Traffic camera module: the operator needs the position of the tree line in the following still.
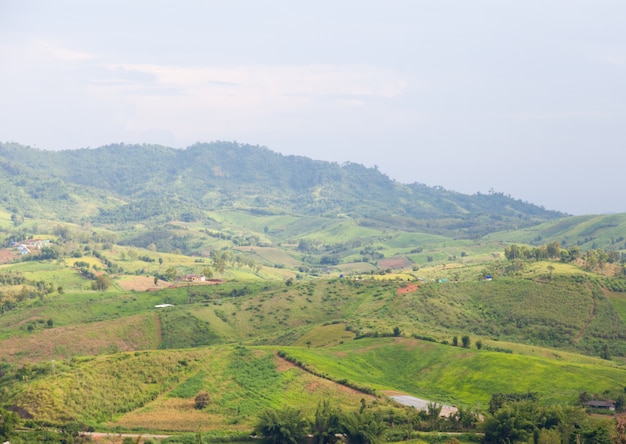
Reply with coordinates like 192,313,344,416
504,241,624,271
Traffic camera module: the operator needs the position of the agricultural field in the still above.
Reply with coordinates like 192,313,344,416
1,209,626,441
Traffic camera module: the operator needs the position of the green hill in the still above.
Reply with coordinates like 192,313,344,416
2,141,626,440
0,141,564,239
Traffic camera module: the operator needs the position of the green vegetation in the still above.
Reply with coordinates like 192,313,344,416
2,142,626,442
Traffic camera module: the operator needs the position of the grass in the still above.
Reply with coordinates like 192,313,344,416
1,263,626,433
4,344,376,431
292,323,355,348
0,314,160,365
278,337,626,408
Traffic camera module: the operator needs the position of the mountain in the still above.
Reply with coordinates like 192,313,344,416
0,141,564,238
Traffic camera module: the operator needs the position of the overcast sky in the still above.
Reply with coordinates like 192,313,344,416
1,1,625,215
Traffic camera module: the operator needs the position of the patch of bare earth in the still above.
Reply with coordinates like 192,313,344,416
117,276,165,291
113,398,249,432
274,352,297,371
378,257,411,269
0,248,16,264
397,283,419,295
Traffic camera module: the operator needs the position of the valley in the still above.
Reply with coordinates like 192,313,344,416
0,143,625,443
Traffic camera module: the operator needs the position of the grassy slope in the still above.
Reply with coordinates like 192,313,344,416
5,346,376,432
2,270,625,359
2,246,626,433
6,337,625,431
278,337,626,407
486,214,626,251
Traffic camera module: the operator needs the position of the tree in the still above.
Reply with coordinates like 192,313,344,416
340,409,385,444
39,246,59,260
450,406,479,430
461,335,470,348
11,212,24,227
312,400,341,444
163,267,177,282
212,252,227,274
452,336,458,346
194,391,210,409
614,414,626,444
504,244,521,260
92,274,112,291
476,340,483,350
254,407,309,444
297,239,312,253
546,241,560,259
482,402,539,444
0,407,19,440
393,326,401,337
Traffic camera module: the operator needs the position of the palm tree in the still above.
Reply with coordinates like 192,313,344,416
254,407,309,444
312,400,340,444
339,409,385,444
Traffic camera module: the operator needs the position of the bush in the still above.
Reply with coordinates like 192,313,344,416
461,335,471,348
195,391,211,409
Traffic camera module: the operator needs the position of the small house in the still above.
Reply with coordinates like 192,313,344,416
585,400,615,411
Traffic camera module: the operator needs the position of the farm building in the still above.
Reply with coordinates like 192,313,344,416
584,400,615,411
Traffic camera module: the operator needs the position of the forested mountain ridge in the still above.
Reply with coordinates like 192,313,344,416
0,141,564,237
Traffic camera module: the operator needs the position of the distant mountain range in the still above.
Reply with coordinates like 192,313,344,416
0,141,565,238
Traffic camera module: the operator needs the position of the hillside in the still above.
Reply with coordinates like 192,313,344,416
0,141,564,239
1,274,626,437
2,141,626,442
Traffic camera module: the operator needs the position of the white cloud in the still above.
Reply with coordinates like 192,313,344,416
95,63,407,99
84,62,410,140
39,41,94,61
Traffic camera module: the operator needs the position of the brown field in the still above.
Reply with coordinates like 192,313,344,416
0,314,160,365
378,256,411,269
117,275,165,291
116,275,224,292
112,397,247,433
0,248,17,264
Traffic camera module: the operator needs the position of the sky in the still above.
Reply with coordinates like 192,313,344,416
1,1,625,215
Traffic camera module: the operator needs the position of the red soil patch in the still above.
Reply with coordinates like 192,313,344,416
0,248,17,264
274,352,298,371
378,256,411,269
397,283,419,295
